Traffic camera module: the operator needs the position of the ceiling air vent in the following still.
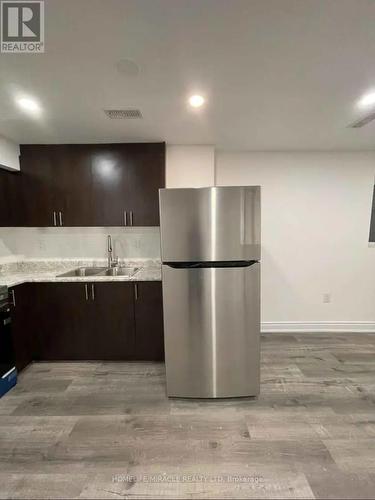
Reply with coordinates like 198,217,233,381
348,111,375,128
104,109,142,119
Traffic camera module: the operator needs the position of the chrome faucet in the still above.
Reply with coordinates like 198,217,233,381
107,235,118,268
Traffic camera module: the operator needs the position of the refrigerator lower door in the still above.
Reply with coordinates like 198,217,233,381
162,262,260,398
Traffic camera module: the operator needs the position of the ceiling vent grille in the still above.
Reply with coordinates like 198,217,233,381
349,111,375,128
104,109,142,119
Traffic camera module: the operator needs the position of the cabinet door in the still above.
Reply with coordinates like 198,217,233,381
19,146,64,226
90,144,130,226
7,170,24,226
134,282,164,361
20,145,92,227
127,143,165,226
35,282,135,361
0,169,10,226
9,284,35,372
36,283,91,360
49,145,94,226
90,282,135,360
0,169,23,227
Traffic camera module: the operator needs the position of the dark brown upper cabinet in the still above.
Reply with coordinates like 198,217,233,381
126,144,166,226
18,145,63,226
0,169,12,226
89,144,133,226
14,142,165,227
89,143,165,227
0,168,23,227
49,145,94,227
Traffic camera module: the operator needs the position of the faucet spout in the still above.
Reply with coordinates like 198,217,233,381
107,235,113,268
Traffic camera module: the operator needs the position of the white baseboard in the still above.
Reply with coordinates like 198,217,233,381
261,321,375,333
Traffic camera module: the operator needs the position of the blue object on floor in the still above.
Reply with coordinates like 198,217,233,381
0,367,17,397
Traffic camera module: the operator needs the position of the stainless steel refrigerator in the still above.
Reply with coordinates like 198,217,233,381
159,186,261,398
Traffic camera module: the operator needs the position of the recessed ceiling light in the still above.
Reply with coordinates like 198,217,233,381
358,91,375,109
188,95,205,108
16,97,41,114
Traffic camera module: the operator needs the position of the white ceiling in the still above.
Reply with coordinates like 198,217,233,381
1,0,375,150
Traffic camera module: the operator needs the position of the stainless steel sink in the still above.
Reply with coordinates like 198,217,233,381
57,266,139,278
57,267,107,277
98,267,139,277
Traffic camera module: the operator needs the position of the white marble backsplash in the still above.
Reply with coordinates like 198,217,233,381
0,226,161,262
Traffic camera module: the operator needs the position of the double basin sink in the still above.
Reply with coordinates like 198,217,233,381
57,266,139,278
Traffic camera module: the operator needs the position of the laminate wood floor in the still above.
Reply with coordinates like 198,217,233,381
1,333,375,499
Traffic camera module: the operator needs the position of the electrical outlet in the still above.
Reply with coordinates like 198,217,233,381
323,293,331,304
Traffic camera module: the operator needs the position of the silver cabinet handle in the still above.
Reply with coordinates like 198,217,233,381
84,284,89,301
11,289,16,307
123,211,127,226
91,284,95,301
53,211,57,226
130,211,133,226
59,211,63,226
134,283,138,300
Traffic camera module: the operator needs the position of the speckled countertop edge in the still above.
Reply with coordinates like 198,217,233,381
0,259,162,287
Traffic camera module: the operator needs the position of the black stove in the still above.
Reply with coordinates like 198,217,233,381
0,286,17,397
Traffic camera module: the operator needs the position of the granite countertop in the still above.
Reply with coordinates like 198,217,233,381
0,259,162,288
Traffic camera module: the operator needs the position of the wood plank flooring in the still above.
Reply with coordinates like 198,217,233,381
1,333,375,499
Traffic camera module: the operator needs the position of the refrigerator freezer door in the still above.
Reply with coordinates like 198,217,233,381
162,262,260,398
159,186,261,262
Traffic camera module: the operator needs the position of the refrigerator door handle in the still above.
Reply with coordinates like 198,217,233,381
163,260,258,269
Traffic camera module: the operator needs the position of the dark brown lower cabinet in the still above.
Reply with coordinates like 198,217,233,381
36,282,135,361
89,282,135,360
36,282,92,361
9,281,164,365
134,282,164,361
9,284,35,372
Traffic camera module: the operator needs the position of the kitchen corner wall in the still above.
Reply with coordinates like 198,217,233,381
216,151,375,331
166,145,215,187
0,227,160,262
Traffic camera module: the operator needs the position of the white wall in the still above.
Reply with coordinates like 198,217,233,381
0,227,160,262
166,145,215,187
216,152,375,332
0,135,20,171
